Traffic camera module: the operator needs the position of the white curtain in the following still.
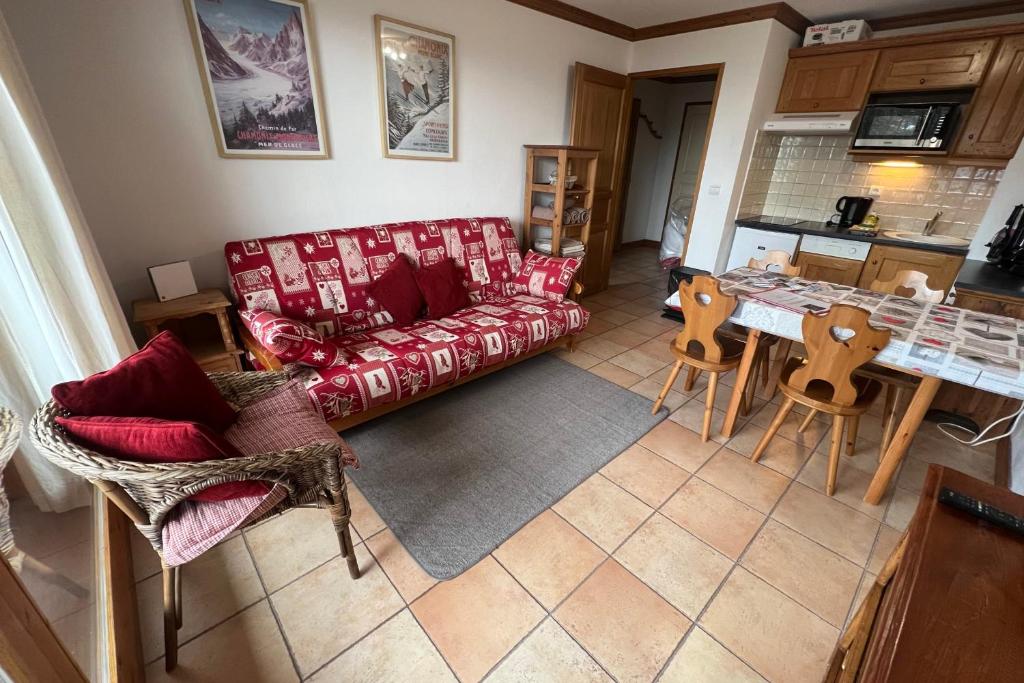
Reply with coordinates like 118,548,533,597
0,10,136,512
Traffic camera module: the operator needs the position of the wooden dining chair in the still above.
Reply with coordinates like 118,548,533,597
747,250,801,276
746,251,801,400
652,276,747,441
870,270,945,304
797,270,947,457
750,304,891,495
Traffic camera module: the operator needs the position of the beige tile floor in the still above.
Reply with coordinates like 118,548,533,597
131,245,999,682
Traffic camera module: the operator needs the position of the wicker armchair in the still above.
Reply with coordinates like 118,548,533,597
30,371,362,671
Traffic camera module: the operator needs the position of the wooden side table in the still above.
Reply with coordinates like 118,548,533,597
132,289,243,372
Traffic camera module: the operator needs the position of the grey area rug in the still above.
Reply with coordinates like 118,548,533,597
344,353,666,580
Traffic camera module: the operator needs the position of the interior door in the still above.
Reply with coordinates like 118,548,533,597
667,102,712,229
569,63,631,294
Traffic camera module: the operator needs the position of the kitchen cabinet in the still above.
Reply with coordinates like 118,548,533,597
795,251,864,286
776,51,879,113
955,34,1024,159
870,39,996,92
857,245,964,294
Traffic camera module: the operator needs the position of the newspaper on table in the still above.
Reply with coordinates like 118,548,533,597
664,268,1024,399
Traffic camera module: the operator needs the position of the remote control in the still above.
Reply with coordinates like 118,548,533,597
938,487,1024,536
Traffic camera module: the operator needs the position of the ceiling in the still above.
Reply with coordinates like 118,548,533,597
561,0,983,27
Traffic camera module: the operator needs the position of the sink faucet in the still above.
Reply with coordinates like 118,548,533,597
922,210,943,236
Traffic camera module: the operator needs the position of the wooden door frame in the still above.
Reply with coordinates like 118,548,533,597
661,99,714,239
614,97,643,252
624,63,724,267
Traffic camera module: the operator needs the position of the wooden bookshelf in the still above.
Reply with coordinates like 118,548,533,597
522,145,598,258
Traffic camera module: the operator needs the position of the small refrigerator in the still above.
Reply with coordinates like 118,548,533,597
726,226,801,271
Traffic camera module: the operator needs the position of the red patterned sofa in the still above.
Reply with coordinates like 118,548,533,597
225,217,589,430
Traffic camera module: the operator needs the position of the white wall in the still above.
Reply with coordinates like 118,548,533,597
0,0,629,310
629,20,798,273
969,148,1024,260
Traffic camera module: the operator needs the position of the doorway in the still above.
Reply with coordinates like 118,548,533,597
615,70,718,283
568,63,722,293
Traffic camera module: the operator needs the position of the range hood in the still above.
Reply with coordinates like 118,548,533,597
762,111,859,134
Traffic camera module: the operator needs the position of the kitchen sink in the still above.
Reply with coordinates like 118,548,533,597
881,231,970,247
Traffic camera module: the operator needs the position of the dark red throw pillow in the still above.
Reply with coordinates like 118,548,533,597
56,415,270,502
367,255,424,326
51,331,236,431
413,258,470,318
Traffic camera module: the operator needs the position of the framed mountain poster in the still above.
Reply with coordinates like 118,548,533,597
375,16,456,161
184,0,329,158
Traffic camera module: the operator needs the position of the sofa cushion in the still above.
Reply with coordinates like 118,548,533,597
292,296,590,422
239,310,344,367
414,258,470,319
55,415,270,502
51,331,237,431
507,250,582,302
367,255,423,326
224,217,521,335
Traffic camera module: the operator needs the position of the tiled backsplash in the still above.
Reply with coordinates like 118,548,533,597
739,133,1002,238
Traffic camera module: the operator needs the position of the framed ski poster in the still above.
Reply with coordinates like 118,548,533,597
374,16,456,161
184,0,329,158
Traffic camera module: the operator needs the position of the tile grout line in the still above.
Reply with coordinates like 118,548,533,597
360,536,463,683
484,553,618,683
239,529,304,680
653,457,813,681
650,408,888,681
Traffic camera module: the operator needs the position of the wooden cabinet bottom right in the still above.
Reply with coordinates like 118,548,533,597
856,245,964,294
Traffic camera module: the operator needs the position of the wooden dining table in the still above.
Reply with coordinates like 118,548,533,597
700,268,1024,505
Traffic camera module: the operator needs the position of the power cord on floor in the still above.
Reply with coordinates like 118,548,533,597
937,402,1024,447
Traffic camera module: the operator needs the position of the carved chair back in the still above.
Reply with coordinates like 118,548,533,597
788,304,891,406
748,250,801,276
869,269,945,303
674,275,738,363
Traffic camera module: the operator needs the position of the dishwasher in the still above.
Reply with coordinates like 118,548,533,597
796,234,872,285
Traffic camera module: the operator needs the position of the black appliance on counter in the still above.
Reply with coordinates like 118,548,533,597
852,91,969,152
827,196,873,228
986,204,1024,275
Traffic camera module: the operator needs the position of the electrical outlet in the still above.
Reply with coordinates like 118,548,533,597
868,186,882,197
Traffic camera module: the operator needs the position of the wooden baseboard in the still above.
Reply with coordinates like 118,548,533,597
329,336,574,431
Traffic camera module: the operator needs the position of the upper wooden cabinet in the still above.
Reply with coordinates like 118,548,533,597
955,35,1024,159
871,39,997,92
776,51,879,113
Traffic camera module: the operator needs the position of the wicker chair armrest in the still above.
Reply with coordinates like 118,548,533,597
207,370,292,407
31,400,351,526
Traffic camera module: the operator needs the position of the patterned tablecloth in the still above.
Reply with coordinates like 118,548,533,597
667,268,1024,400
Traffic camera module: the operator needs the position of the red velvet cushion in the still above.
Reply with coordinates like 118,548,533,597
51,331,236,431
56,415,269,502
367,255,424,326
413,258,470,318
507,250,582,302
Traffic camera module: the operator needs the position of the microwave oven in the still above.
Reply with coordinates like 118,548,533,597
852,99,964,151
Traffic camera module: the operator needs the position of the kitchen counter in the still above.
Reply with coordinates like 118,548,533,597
954,259,1024,299
735,215,970,256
